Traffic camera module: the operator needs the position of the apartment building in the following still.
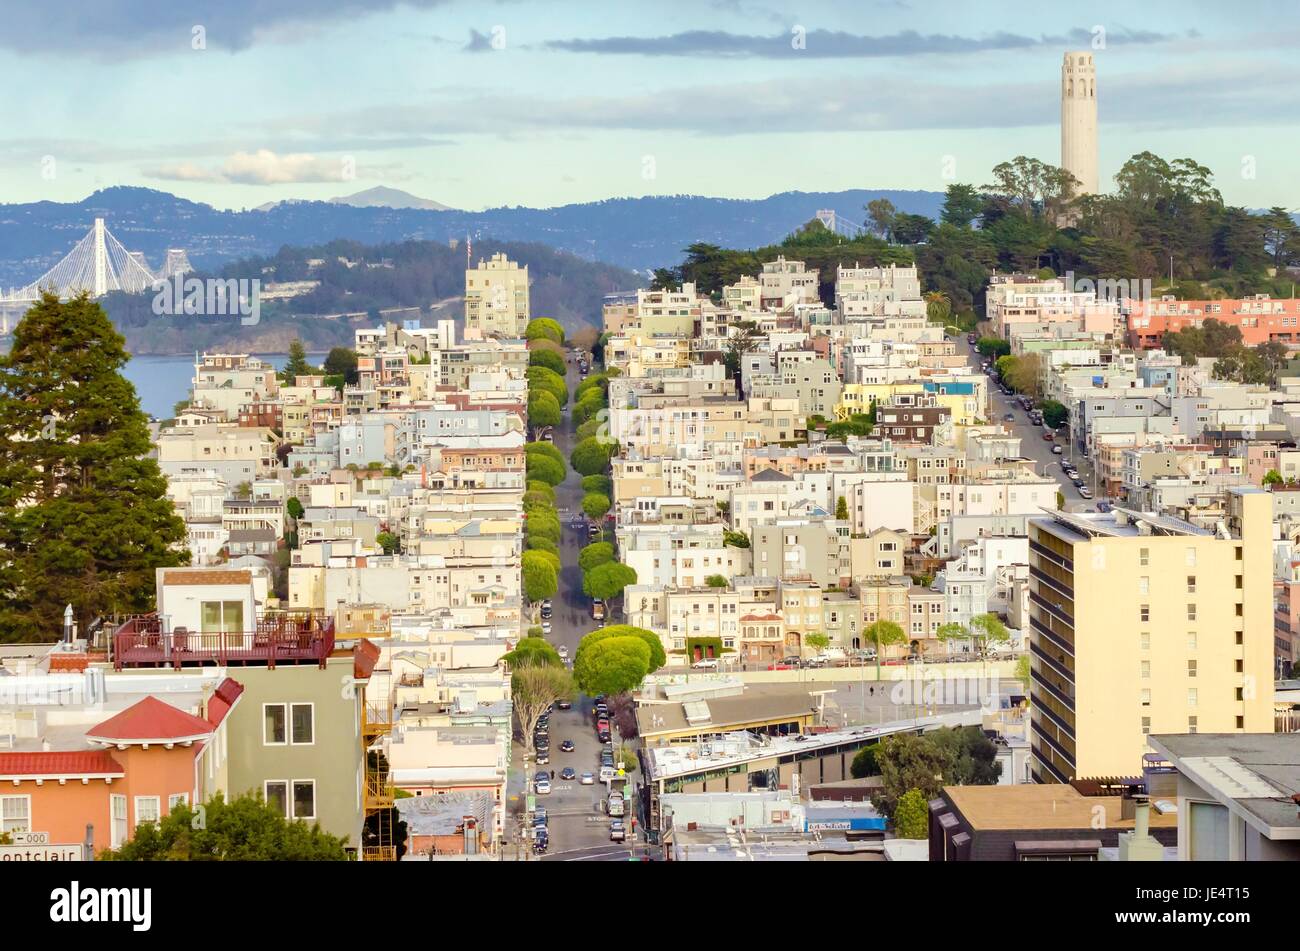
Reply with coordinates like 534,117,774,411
1126,294,1300,349
1026,489,1274,785
985,273,1121,339
464,252,529,339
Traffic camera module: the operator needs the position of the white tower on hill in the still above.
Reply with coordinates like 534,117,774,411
1060,51,1098,195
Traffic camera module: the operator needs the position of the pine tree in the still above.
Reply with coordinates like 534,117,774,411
282,338,312,382
0,293,190,642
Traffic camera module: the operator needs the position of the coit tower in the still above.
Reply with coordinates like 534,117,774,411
1060,51,1098,195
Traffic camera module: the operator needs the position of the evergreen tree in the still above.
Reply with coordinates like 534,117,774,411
0,293,189,642
282,338,312,381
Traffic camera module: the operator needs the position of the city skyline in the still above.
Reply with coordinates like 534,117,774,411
1,0,1297,211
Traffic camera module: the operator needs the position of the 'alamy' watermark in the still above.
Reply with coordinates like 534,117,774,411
1063,269,1152,308
152,275,260,326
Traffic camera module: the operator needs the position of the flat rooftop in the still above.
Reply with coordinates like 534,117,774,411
942,784,1178,832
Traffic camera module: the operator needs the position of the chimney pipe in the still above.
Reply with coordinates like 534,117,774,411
1133,794,1150,839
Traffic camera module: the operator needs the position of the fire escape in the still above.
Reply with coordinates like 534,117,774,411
362,690,396,862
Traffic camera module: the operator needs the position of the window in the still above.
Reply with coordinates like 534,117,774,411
1187,659,1197,678
1188,688,1198,707
1188,632,1198,650
1139,548,1149,567
168,793,189,812
1141,716,1151,735
135,796,161,826
200,600,244,634
1185,547,1197,567
1187,604,1197,622
1139,604,1150,623
264,704,287,745
1140,632,1150,650
1187,576,1197,594
0,795,30,833
111,795,127,849
1140,660,1150,679
291,704,314,744
1188,716,1198,734
1140,688,1151,706
292,780,316,820
265,781,289,817
1138,576,1149,595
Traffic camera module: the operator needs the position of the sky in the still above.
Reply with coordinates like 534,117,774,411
1,0,1297,212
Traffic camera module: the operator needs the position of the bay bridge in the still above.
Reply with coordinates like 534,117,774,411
0,218,192,333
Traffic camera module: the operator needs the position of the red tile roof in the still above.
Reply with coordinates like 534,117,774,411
0,750,123,778
354,638,381,681
86,696,215,745
206,677,245,727
47,653,91,672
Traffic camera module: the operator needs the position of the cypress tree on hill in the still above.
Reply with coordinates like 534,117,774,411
0,292,190,642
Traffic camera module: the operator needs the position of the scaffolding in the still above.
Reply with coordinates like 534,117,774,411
362,692,397,861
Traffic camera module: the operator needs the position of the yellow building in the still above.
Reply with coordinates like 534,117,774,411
835,382,923,420
1027,487,1274,785
465,252,529,339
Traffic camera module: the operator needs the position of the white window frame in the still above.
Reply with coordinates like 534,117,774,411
134,795,161,826
0,794,31,834
168,793,189,812
290,702,315,746
110,794,128,849
264,780,289,818
291,780,317,821
263,703,288,746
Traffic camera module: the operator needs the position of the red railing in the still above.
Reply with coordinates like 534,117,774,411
113,613,334,670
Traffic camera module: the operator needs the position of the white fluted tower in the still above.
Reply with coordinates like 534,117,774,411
1060,51,1098,195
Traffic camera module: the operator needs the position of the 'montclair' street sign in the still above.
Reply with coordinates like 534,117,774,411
0,831,83,861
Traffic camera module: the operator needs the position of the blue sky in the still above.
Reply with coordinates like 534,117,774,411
1,0,1296,211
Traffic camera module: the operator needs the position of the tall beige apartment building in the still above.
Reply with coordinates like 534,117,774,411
1027,487,1273,784
465,252,529,338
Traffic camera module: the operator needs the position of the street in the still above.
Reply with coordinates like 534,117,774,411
955,336,1098,513
509,351,637,860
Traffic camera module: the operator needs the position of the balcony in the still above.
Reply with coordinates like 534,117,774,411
113,612,335,670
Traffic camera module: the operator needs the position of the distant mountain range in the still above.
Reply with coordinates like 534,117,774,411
0,185,943,288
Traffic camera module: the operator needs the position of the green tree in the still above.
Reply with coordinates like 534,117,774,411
575,624,667,673
323,347,359,385
850,744,880,779
1015,654,1031,687
865,197,897,240
976,337,1011,359
571,437,614,477
522,550,559,603
583,562,637,602
1039,399,1068,429
581,492,611,521
528,390,562,429
573,635,652,697
871,733,949,818
705,574,728,588
503,636,563,669
529,349,566,376
526,366,568,406
930,725,1003,786
579,542,615,573
723,529,750,549
581,474,612,496
286,497,305,520
282,338,313,381
376,531,400,555
894,789,929,839
525,317,565,345
941,183,985,228
969,613,1010,657
526,453,565,487
1263,469,1284,487
835,496,849,520
0,293,190,641
805,632,830,652
864,619,906,681
100,792,348,860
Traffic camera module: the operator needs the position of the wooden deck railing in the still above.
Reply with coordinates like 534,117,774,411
113,613,334,670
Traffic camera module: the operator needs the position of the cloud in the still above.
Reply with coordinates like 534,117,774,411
145,150,357,185
0,0,453,57
532,26,1192,58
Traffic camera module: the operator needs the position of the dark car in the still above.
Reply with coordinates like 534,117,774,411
560,767,577,781
560,740,575,753
600,751,615,767
556,700,572,710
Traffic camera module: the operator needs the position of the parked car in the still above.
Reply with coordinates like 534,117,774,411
557,645,569,660
540,602,552,619
560,767,576,781
557,700,571,710
532,806,547,825
1052,444,1063,454
1079,487,1094,499
534,772,552,794
535,750,550,765
541,621,552,635
1043,430,1055,441
767,661,797,670
609,819,626,842
691,658,719,670
1003,413,1015,422
580,771,595,785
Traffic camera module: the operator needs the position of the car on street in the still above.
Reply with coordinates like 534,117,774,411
1079,487,1093,499
609,819,626,842
1052,444,1063,454
535,750,550,765
541,621,552,635
1096,500,1113,513
580,771,595,785
558,645,569,660
540,601,552,618
691,658,719,669
767,661,797,670
560,739,575,752
534,772,552,794
1072,478,1086,488
533,806,548,825
560,767,576,781
1003,413,1015,422
600,750,615,767
1043,430,1055,441
556,699,571,710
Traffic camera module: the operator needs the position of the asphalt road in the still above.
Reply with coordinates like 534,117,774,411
508,352,632,860
956,337,1100,513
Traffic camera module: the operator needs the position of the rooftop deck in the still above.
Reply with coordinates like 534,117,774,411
113,613,334,670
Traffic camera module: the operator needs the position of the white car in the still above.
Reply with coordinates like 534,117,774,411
541,621,552,635
691,658,718,670
580,772,595,785
557,645,569,659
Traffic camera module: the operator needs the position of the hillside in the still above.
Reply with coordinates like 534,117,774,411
0,186,943,286
98,235,641,354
